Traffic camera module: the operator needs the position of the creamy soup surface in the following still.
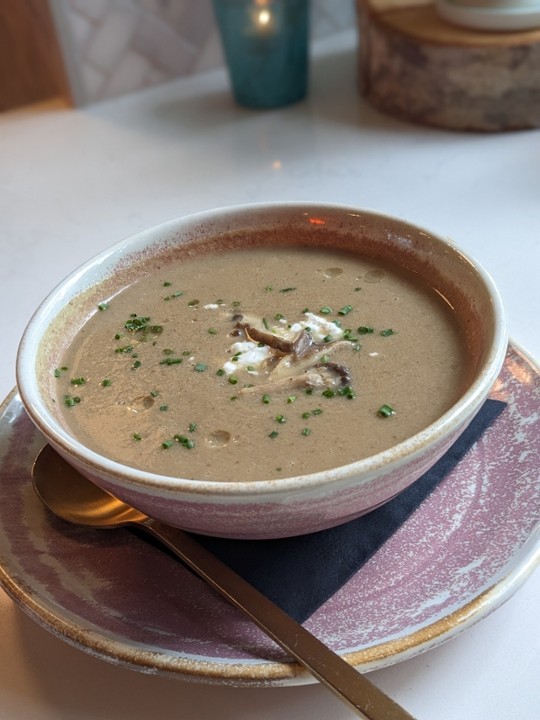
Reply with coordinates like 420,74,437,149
56,245,470,481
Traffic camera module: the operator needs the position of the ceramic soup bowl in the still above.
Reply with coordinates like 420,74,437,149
16,203,507,539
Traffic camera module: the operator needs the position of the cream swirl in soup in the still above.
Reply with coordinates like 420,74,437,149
55,246,470,481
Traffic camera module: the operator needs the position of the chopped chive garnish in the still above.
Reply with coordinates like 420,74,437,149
63,394,81,407
53,368,61,378
322,389,335,398
163,281,172,287
378,404,395,417
159,405,168,411
268,430,279,439
159,357,183,365
133,433,142,441
115,345,134,354
208,328,217,335
355,287,362,291
228,375,239,385
301,411,311,419
174,434,195,449
262,318,270,330
150,390,159,397
262,394,271,404
114,333,123,340
187,299,199,306
323,335,333,343
302,428,311,436
339,385,356,399
132,360,141,369
216,368,226,376
265,286,273,292
194,363,207,372
172,291,183,298
161,439,174,449
70,377,86,386
189,423,197,432
287,395,297,404
320,306,332,315
182,350,192,356
358,326,374,335
275,415,286,424
338,305,353,316
102,378,112,387
301,307,309,314
312,408,323,415
380,328,395,336
280,287,296,293
232,301,241,308
343,329,357,341
162,348,174,356
98,302,109,311
333,319,342,328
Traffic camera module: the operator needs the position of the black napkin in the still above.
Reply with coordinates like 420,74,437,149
195,399,506,623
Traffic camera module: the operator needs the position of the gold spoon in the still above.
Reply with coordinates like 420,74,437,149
33,444,416,720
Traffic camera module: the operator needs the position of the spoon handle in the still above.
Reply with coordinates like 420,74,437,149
140,518,416,720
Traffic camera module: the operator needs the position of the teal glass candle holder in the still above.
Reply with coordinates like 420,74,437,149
212,0,309,109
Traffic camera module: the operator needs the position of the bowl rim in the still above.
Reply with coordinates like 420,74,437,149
16,201,509,498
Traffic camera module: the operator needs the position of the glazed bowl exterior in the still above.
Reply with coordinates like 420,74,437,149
16,203,508,539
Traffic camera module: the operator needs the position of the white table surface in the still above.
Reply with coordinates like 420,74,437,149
0,31,538,720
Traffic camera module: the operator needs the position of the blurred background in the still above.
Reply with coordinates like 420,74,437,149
1,0,356,111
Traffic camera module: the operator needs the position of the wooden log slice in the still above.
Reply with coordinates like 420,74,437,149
357,0,540,131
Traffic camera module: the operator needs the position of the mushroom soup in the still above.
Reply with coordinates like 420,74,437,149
55,244,471,481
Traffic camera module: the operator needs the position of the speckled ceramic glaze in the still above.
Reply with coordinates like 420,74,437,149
16,204,508,539
0,344,538,684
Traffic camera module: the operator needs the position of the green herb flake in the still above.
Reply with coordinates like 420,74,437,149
275,415,286,424
216,368,226,377
312,408,323,416
63,394,81,407
150,390,159,397
323,335,333,343
358,326,374,335
172,291,184,298
101,378,112,387
301,411,311,419
159,357,183,366
70,377,86,386
338,305,353,316
228,375,239,385
262,317,270,330
339,385,356,400
207,328,218,335
194,363,207,373
378,404,395,418
98,302,109,311
380,328,395,337
262,394,271,404
302,428,311,436
163,281,172,287
189,423,197,432
287,395,297,404
161,439,174,449
53,368,61,378
280,287,296,293
187,299,199,307
132,433,142,441
322,389,335,398
268,430,279,439
132,360,142,369
159,405,168,411
265,286,273,293
320,306,332,315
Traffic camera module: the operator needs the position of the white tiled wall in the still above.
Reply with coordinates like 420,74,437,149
49,0,356,105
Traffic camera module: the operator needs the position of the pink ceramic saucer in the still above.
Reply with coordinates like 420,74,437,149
0,343,538,686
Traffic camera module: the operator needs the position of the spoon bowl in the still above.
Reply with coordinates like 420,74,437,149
32,443,415,720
